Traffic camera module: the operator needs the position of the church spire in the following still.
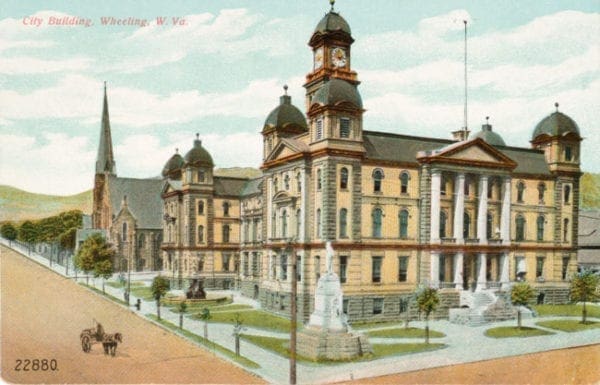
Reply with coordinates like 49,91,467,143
95,81,116,175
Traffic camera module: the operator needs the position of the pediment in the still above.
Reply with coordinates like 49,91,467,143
265,138,309,163
447,145,498,162
418,138,517,170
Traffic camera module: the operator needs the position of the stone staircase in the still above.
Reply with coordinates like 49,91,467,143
450,290,529,326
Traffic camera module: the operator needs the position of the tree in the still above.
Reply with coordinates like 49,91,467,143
570,270,600,324
74,233,115,287
151,275,170,320
58,227,78,251
18,220,39,252
1,223,17,245
178,301,188,329
200,307,211,340
511,282,535,329
232,313,245,356
416,287,439,344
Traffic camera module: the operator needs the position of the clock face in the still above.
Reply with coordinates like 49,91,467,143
331,47,347,68
314,47,324,69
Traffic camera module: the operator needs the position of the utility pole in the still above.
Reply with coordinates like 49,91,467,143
288,239,297,385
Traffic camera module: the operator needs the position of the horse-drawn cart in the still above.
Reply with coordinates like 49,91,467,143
80,321,122,356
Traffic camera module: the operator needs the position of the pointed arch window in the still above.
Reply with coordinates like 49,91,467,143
517,181,525,202
373,169,384,192
538,182,546,203
400,172,409,194
537,215,545,241
197,225,204,243
463,212,471,239
340,167,349,189
439,211,447,238
399,209,409,238
339,208,348,238
372,208,383,238
516,214,526,241
122,222,127,242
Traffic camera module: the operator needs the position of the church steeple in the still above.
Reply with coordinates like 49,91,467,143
95,81,116,175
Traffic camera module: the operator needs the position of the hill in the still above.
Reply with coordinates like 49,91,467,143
0,186,92,223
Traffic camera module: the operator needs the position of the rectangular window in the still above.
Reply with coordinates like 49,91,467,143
565,146,572,161
536,256,545,279
252,252,259,277
222,254,231,272
340,118,350,138
515,256,526,281
339,256,348,284
316,119,323,140
373,298,383,315
343,299,349,315
398,256,408,282
296,255,302,282
561,256,570,280
281,254,288,281
198,170,205,183
372,256,382,283
399,297,408,313
271,255,276,279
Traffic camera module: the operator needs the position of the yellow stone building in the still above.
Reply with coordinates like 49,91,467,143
158,6,582,321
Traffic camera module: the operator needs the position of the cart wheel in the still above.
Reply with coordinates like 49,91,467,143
81,336,91,352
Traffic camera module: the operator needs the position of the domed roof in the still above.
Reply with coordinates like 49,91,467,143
314,11,351,35
184,135,214,167
263,87,307,132
472,121,506,147
532,104,580,140
161,150,184,177
311,78,362,109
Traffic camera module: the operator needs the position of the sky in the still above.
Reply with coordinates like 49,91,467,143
0,0,598,196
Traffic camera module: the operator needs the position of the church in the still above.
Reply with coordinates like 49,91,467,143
94,4,583,322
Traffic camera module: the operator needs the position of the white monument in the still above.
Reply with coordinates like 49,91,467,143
297,241,372,360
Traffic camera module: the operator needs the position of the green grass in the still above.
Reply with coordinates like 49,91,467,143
193,310,292,332
485,326,554,338
130,286,155,301
146,314,260,369
351,320,402,330
536,319,600,332
366,327,445,339
80,283,128,306
106,281,145,289
533,304,600,318
241,334,445,363
163,297,232,310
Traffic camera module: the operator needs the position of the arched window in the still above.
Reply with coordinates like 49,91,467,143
122,222,127,242
400,172,409,194
340,117,351,138
440,176,447,196
486,212,493,240
317,169,322,191
340,167,349,189
563,218,569,242
316,209,322,238
399,209,409,238
198,170,206,183
281,209,287,238
296,209,301,237
439,211,447,238
372,208,383,238
463,212,471,239
373,169,384,192
339,208,348,238
198,200,204,215
517,181,525,202
516,214,525,241
538,182,546,203
197,225,204,243
284,174,290,190
222,225,230,243
537,215,545,241
223,201,230,216
564,185,571,204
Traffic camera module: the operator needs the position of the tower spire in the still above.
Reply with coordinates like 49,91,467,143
451,20,471,142
95,81,116,175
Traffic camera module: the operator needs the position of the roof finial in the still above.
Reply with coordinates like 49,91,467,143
486,116,489,123
555,102,559,112
330,0,335,11
104,81,107,91
196,132,200,140
283,84,288,95
175,148,179,154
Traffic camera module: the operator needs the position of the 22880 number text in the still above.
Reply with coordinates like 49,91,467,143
14,359,58,371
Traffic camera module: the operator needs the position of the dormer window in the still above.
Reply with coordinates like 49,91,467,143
316,119,323,140
340,118,350,138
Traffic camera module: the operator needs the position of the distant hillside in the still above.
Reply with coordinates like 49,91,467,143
581,172,600,209
214,167,262,179
0,186,92,223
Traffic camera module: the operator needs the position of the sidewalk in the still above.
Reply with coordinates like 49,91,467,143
3,240,600,384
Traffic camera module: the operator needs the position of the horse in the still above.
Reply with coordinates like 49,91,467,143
102,333,123,356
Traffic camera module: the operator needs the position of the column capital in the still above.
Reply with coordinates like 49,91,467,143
479,174,489,182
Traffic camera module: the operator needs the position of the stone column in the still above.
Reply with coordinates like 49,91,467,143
430,170,441,243
501,177,511,245
500,253,510,290
430,252,440,288
477,253,487,291
453,173,465,244
300,168,307,243
477,175,489,244
454,252,464,290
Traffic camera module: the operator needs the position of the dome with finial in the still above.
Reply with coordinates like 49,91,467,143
263,85,307,133
161,149,184,178
184,134,214,167
532,102,580,141
311,78,362,109
471,117,506,147
314,0,351,36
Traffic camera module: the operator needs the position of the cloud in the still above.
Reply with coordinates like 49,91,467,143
0,133,95,195
0,56,92,74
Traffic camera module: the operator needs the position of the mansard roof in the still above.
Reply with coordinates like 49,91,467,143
241,177,262,197
213,177,248,197
108,176,163,229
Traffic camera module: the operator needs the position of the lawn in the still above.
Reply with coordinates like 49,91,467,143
193,310,292,332
536,319,600,332
485,326,554,338
163,297,233,311
106,281,145,289
241,334,445,363
533,304,600,318
351,320,403,330
366,327,445,339
146,314,260,369
130,286,155,301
